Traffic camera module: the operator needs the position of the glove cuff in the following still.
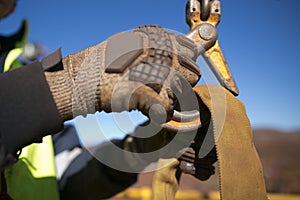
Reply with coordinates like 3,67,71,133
44,44,105,121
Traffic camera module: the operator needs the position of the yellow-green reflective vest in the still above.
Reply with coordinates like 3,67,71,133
4,136,60,200
1,20,29,72
1,20,60,200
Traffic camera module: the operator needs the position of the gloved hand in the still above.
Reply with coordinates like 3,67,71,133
44,25,200,122
178,145,217,181
90,119,195,173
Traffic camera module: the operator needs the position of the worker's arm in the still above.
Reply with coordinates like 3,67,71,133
0,61,63,170
0,25,200,171
57,120,183,200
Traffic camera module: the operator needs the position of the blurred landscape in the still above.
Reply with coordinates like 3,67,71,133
122,129,300,195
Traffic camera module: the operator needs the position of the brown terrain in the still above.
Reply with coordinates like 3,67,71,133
122,129,300,195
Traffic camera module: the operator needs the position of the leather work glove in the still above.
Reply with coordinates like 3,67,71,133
90,119,195,173
44,25,200,122
178,145,217,181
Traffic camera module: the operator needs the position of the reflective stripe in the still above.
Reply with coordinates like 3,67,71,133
5,136,60,200
3,48,23,72
3,20,29,72
19,136,57,178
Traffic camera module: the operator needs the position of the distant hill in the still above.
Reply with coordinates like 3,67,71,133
131,129,300,194
253,129,300,194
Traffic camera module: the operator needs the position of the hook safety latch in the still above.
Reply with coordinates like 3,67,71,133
163,0,238,133
186,0,239,96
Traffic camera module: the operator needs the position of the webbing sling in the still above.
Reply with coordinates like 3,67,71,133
152,85,268,200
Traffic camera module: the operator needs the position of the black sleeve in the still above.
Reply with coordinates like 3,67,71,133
59,143,137,200
0,61,63,170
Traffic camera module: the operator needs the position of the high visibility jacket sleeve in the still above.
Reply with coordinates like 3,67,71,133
0,61,63,170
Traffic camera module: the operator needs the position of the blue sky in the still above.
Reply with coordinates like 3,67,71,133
1,0,300,132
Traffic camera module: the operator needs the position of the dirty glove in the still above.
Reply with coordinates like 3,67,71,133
45,25,200,122
179,145,217,181
91,118,195,173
